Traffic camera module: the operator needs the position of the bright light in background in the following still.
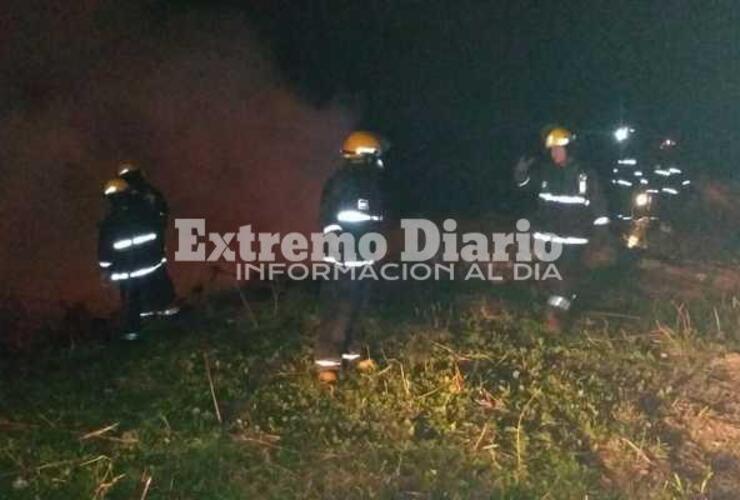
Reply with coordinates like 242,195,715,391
614,126,634,143
635,193,650,207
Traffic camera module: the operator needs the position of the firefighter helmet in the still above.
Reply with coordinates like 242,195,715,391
342,131,383,158
117,161,141,177
543,126,573,149
103,178,130,196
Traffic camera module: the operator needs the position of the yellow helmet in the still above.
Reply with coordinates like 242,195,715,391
342,131,383,158
544,126,573,149
117,161,140,177
103,178,130,196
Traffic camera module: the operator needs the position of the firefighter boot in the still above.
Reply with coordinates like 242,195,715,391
317,369,339,384
544,308,564,334
342,343,376,373
315,358,342,384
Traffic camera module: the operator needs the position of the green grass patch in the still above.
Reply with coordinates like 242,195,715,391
1,279,738,498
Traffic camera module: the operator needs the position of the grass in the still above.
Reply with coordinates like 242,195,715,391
1,273,739,499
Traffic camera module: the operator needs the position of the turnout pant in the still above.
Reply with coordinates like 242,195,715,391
119,280,143,336
315,268,371,368
118,267,175,335
140,267,175,315
545,244,586,313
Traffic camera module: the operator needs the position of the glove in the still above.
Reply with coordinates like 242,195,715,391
514,156,535,185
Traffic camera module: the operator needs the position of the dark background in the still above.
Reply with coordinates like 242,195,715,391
246,0,739,212
4,0,739,213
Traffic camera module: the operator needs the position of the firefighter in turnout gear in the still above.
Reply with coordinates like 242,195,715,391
98,178,176,340
315,131,386,383
648,138,691,232
609,125,646,223
514,126,610,332
608,125,656,249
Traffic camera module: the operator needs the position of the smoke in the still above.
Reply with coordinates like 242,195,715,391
0,1,353,317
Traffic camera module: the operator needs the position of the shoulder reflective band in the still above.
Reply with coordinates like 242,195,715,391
533,232,589,245
668,167,682,174
618,158,637,166
662,187,679,195
323,224,343,234
682,180,691,186
593,216,610,226
654,169,671,176
111,258,166,281
336,210,383,223
634,171,643,177
538,193,590,205
547,295,572,311
99,261,112,268
322,255,375,268
342,353,361,361
517,176,531,187
315,359,342,368
113,232,158,251
640,178,649,185
646,189,659,194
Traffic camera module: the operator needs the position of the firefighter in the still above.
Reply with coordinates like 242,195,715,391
514,126,610,332
609,125,647,222
98,178,176,340
315,131,386,383
117,162,168,230
648,138,691,232
608,125,657,249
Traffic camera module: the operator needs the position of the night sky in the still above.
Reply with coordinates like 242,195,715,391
250,0,740,210
0,0,737,312
254,1,739,161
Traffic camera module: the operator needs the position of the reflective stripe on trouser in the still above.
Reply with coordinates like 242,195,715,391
120,280,143,337
315,266,371,366
547,295,573,311
119,266,175,335
545,244,585,312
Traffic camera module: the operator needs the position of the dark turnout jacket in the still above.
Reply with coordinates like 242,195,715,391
516,158,609,242
319,160,385,264
98,197,166,281
120,172,169,228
